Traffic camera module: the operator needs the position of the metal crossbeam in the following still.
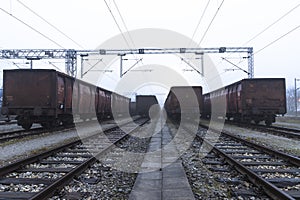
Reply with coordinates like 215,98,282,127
0,49,77,77
80,47,252,55
0,49,76,59
1,47,254,78
79,47,253,78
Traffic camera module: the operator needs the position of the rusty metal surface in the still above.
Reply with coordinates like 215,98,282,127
2,69,57,116
233,78,286,115
1,69,130,129
164,86,203,118
202,78,286,124
136,95,159,117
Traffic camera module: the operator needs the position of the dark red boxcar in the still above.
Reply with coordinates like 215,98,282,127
136,95,159,117
1,69,130,130
164,86,203,120
2,69,67,129
203,78,286,126
111,93,130,118
95,88,112,119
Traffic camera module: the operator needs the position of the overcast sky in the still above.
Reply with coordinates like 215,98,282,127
0,0,300,96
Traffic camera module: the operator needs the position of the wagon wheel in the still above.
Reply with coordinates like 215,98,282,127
62,118,74,127
5,115,11,123
244,119,251,124
265,120,272,127
21,122,33,131
254,120,260,125
41,122,51,129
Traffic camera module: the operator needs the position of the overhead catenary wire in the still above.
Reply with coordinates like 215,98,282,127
216,3,300,77
112,0,136,48
103,0,132,50
254,24,300,55
0,7,65,49
187,0,211,48
198,0,225,46
111,0,144,67
0,59,23,69
103,0,146,88
184,0,224,74
46,61,63,72
218,23,300,71
243,3,300,46
221,2,300,62
16,0,86,49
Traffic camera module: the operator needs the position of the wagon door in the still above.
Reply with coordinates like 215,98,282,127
106,92,112,118
2,70,55,116
236,83,242,115
227,87,233,115
98,90,106,118
65,78,73,113
227,84,239,116
57,76,65,114
72,81,79,115
79,83,92,116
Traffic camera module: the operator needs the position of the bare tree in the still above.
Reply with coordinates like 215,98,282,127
286,87,300,115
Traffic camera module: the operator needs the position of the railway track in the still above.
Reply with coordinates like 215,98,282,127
0,125,77,144
230,121,300,140
259,124,300,139
0,119,115,144
0,120,16,126
0,127,56,144
0,117,148,199
184,123,300,200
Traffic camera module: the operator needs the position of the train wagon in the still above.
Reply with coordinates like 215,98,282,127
95,87,112,120
0,88,5,121
203,78,286,126
201,93,211,119
111,93,130,118
129,101,137,117
164,86,203,120
136,95,159,117
0,88,2,107
1,69,130,130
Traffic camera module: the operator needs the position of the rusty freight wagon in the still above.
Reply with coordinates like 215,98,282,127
1,69,130,130
164,86,203,120
203,78,286,126
136,95,159,117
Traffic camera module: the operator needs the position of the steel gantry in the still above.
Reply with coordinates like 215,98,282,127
0,49,77,77
0,47,254,78
79,47,254,78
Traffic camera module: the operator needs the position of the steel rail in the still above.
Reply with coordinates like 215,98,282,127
199,124,300,166
0,118,139,175
228,121,300,140
183,123,298,200
29,118,149,200
30,120,148,200
0,117,147,199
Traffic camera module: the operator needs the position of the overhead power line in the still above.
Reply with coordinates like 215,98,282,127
219,3,300,71
221,23,300,69
188,0,211,47
186,0,224,68
243,3,300,46
16,0,85,49
255,24,300,55
0,7,65,48
222,57,249,75
103,0,132,50
223,25,300,69
112,0,136,48
104,0,143,71
198,0,225,46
